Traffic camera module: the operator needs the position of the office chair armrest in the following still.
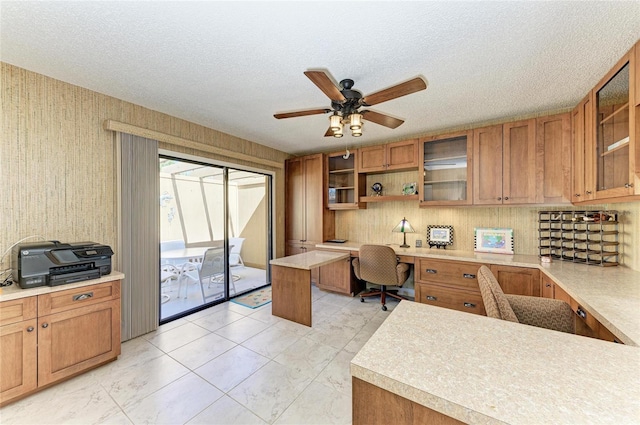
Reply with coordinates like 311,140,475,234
505,294,575,334
396,262,410,285
352,258,361,280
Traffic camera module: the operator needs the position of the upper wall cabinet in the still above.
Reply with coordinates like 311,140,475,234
572,94,597,202
536,113,572,204
419,131,472,206
359,139,419,173
473,120,537,205
326,150,366,210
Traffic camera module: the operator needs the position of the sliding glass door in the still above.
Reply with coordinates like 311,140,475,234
159,155,272,323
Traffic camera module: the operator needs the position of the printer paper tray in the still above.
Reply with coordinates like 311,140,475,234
49,269,101,286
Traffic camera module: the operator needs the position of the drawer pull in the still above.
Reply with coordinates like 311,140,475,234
27,326,34,332
42,323,49,329
463,302,476,308
462,273,476,279
576,307,587,319
425,269,437,274
426,295,437,301
73,292,94,301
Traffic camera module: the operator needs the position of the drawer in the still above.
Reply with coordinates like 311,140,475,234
38,280,121,316
416,258,486,291
415,283,486,315
0,296,37,326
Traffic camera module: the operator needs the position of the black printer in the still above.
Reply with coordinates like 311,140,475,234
11,241,113,289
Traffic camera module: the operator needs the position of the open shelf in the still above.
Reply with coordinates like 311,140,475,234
328,168,355,174
424,179,467,184
360,195,419,203
601,140,629,157
599,102,629,125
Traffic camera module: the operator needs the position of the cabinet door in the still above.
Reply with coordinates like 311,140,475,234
38,299,121,387
285,157,305,243
318,255,354,295
359,145,387,173
489,265,540,297
473,125,503,204
572,99,586,202
503,119,537,204
386,139,418,171
326,150,365,210
0,319,37,405
536,114,572,204
303,154,334,244
541,275,555,299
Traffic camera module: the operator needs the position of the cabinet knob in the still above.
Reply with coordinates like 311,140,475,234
426,295,437,301
585,191,592,195
27,326,34,332
497,197,502,201
42,323,49,329
463,302,476,308
574,194,580,197
545,283,552,287
625,183,634,188
504,197,509,201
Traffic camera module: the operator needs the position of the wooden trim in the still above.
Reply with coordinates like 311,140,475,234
103,119,284,169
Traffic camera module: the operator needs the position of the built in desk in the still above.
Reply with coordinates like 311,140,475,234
270,250,349,326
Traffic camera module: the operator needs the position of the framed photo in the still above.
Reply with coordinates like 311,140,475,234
402,182,417,195
474,228,514,254
427,225,453,248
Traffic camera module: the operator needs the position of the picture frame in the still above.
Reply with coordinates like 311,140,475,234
426,225,453,249
474,227,514,254
402,182,417,195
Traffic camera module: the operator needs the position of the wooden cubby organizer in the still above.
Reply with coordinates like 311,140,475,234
538,210,619,266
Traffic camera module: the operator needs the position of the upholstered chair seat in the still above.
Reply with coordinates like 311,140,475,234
477,265,575,334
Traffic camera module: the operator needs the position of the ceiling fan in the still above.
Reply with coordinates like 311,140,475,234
274,70,427,138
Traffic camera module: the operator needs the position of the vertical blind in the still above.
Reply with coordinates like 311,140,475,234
120,133,159,340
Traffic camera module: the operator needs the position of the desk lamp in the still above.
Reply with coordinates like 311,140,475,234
392,217,415,248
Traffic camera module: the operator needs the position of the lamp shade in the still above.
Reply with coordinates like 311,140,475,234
392,217,415,233
329,113,343,132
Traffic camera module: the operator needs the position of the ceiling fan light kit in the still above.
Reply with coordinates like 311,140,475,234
274,70,427,139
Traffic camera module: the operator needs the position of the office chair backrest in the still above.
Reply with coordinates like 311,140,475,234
477,266,519,323
358,244,401,286
199,247,225,282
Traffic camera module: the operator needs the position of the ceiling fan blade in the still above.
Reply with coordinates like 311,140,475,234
362,110,404,129
362,77,427,106
274,108,330,119
324,127,334,137
304,71,346,102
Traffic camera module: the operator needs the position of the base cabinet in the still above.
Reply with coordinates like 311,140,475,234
316,249,361,296
489,265,540,297
0,279,121,406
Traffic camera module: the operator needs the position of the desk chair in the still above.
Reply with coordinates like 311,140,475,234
477,266,575,334
352,244,410,311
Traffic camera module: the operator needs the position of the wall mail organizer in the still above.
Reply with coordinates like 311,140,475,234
538,210,619,267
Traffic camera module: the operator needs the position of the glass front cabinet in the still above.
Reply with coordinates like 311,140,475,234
593,48,637,199
419,131,473,206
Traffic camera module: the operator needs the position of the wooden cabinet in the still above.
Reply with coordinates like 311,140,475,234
326,150,366,210
414,258,487,315
285,154,335,256
419,131,472,206
473,120,540,205
359,139,418,173
591,44,638,200
0,297,37,405
316,249,360,296
536,113,572,204
489,265,540,297
571,94,597,202
0,280,121,406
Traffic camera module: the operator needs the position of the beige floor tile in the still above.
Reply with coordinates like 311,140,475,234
124,373,223,424
146,322,212,353
271,318,313,338
314,349,355,395
304,319,360,350
274,381,351,425
273,336,341,378
142,317,190,339
247,305,281,324
213,316,272,343
192,308,246,332
228,361,314,424
169,332,237,370
187,395,267,425
242,326,301,359
195,345,269,392
91,337,165,380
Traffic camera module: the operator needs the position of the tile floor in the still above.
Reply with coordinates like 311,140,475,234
0,285,400,425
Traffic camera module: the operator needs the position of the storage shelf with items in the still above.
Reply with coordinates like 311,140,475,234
326,150,366,210
538,210,619,266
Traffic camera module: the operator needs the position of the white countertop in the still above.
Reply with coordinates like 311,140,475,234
317,242,640,346
270,250,349,270
0,272,125,302
351,301,640,424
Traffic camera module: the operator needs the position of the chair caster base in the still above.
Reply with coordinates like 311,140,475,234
360,297,365,303
381,305,387,311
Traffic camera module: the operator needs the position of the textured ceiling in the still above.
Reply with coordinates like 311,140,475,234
1,1,639,156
